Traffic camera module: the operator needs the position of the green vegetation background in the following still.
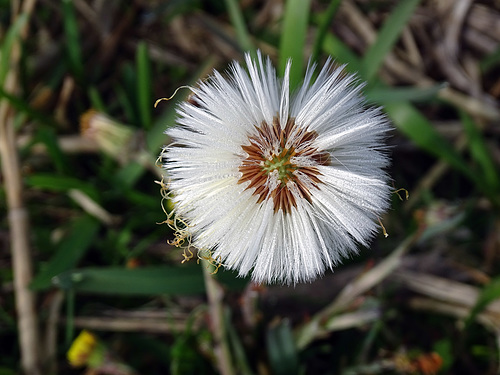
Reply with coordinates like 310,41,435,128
1,0,500,374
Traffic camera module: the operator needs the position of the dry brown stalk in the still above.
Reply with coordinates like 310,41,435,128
0,1,41,374
295,232,419,350
202,259,236,375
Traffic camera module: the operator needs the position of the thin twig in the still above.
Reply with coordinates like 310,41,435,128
70,316,191,333
295,232,419,350
0,1,41,374
201,258,235,375
45,291,64,375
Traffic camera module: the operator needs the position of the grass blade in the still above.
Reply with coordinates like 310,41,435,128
33,127,70,174
465,277,500,330
361,0,420,81
279,0,311,88
0,86,61,128
384,101,475,181
365,82,448,104
267,320,299,375
480,45,500,72
223,0,255,55
321,33,361,72
460,110,500,193
0,13,27,84
88,86,106,112
30,215,100,290
26,173,98,194
311,0,342,63
62,0,84,81
52,265,205,296
136,42,153,129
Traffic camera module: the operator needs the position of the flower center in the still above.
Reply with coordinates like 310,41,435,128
262,148,296,184
238,117,329,213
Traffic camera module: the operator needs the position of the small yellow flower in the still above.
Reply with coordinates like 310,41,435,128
67,330,102,368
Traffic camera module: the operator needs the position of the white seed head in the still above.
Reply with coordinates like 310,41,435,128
162,51,392,285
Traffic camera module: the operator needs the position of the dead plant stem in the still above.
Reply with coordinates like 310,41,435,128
201,258,235,375
0,1,41,374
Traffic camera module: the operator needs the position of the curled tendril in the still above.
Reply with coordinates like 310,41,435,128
378,217,389,238
157,172,224,271
154,86,192,108
198,250,223,274
393,188,409,201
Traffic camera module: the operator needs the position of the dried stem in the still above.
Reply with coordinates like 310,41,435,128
295,232,419,349
0,1,41,374
201,258,235,375
44,291,64,375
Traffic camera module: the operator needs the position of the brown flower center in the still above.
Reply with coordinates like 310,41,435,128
238,117,330,213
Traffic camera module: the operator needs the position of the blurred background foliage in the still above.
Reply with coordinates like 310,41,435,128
1,0,500,374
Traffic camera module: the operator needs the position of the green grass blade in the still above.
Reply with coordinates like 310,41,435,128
136,42,153,129
33,127,70,174
361,0,420,81
0,13,27,85
461,110,500,193
384,101,475,181
267,320,299,375
224,0,255,55
30,215,100,290
311,0,342,63
26,174,99,198
52,265,205,296
116,82,137,125
0,86,61,128
88,86,106,112
114,162,146,189
465,277,500,330
226,309,254,375
62,0,84,81
279,0,312,88
480,45,500,72
365,82,448,104
321,33,361,72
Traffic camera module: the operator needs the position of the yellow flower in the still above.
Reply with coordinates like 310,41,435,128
67,330,102,368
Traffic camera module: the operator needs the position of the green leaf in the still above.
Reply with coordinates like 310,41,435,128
280,0,311,89
465,277,500,329
461,110,500,193
62,0,84,81
224,0,255,55
365,83,448,104
136,42,153,129
0,13,28,85
384,101,475,181
480,45,500,72
25,174,98,198
114,161,146,189
0,366,18,375
33,127,70,174
321,33,361,72
51,265,205,296
88,86,107,112
433,339,453,372
216,269,249,291
311,0,342,63
30,215,100,290
226,308,253,375
267,320,299,375
361,0,420,81
0,86,61,128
